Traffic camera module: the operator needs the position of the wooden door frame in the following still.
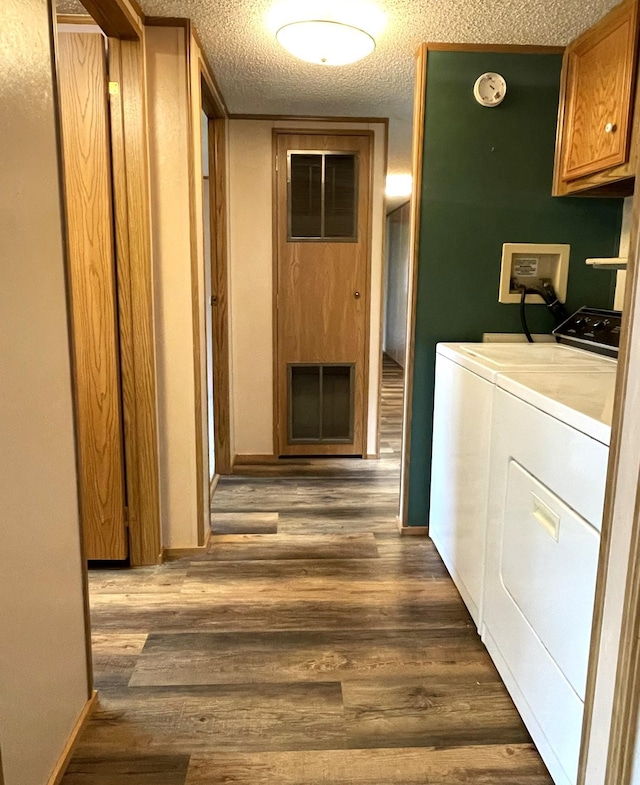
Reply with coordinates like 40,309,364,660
70,0,143,38
197,33,231,487
55,0,161,567
204,111,232,480
193,29,231,545
272,128,374,458
374,126,391,461
187,23,230,545
580,158,640,784
108,34,161,566
398,43,428,531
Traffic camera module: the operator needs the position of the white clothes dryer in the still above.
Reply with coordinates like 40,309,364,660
429,341,614,627
481,368,616,785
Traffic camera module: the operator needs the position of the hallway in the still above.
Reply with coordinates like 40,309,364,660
62,356,552,784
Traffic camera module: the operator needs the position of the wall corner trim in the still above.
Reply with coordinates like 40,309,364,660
420,42,565,55
46,691,98,785
398,525,430,537
161,529,213,562
161,545,207,561
232,454,279,468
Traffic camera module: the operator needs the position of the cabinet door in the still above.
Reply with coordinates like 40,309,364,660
561,0,638,182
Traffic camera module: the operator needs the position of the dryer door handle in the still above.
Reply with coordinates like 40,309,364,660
531,493,560,542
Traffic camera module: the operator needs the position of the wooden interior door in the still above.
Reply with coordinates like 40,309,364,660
561,0,638,181
275,132,372,456
57,32,128,559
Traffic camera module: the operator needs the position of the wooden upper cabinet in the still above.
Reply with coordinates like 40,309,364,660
555,0,639,195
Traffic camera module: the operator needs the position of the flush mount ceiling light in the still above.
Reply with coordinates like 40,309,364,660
386,174,413,198
276,20,375,66
268,0,385,66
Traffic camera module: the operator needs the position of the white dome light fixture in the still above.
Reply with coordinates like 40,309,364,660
276,19,375,66
268,1,385,67
386,174,413,198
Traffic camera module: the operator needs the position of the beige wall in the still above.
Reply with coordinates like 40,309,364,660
146,26,200,548
228,118,387,458
0,2,90,783
227,120,275,456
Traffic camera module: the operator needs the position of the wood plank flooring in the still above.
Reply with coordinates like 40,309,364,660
62,355,553,785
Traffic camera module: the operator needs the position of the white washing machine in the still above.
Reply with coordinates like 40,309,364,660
481,368,616,785
429,340,615,627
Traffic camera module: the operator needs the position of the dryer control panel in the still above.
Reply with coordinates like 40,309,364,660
553,307,622,358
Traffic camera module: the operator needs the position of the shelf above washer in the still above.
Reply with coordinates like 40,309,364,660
586,257,628,270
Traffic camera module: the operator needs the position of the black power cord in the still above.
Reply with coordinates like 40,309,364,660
539,280,569,325
516,280,570,344
519,285,535,343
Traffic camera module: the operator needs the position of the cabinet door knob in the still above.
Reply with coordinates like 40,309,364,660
354,291,361,299
605,122,617,133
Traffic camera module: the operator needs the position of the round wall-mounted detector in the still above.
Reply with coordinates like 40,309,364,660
473,72,507,107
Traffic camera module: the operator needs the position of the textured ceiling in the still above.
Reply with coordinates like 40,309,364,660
57,0,620,190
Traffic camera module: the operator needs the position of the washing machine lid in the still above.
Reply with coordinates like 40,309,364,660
437,342,616,382
496,370,617,445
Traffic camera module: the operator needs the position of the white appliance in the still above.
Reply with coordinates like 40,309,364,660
429,342,614,627
481,369,616,785
429,308,621,785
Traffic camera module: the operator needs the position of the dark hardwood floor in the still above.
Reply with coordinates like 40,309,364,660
62,355,553,784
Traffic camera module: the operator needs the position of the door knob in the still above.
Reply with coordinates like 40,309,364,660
354,291,361,299
605,122,617,134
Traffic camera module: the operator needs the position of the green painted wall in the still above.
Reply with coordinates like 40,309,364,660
406,50,623,527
